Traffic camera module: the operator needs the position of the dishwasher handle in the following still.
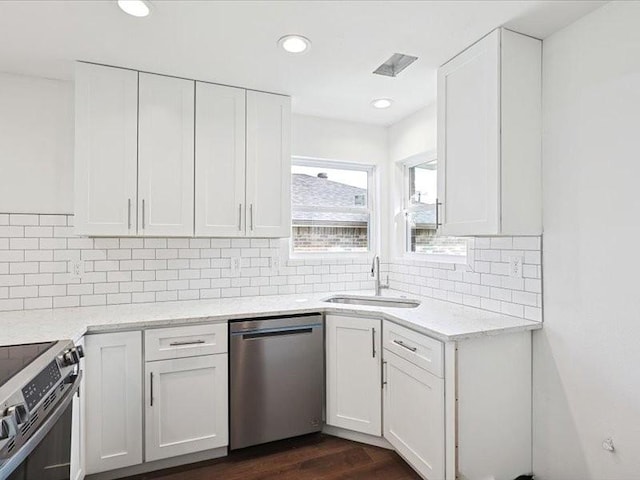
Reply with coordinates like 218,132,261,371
241,326,315,340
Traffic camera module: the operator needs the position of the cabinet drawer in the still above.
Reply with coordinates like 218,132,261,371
145,323,227,361
383,321,443,378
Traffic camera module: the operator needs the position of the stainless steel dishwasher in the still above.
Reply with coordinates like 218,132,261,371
229,314,324,450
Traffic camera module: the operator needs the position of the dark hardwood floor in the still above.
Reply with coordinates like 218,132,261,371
124,434,421,480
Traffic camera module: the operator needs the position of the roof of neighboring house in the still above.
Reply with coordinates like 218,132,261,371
292,174,368,225
292,174,366,208
410,206,436,226
292,173,436,227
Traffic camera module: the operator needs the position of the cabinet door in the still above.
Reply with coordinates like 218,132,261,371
145,355,228,461
326,315,381,436
75,62,138,236
437,30,500,236
195,82,246,236
384,350,445,480
84,331,143,474
246,91,291,238
138,73,195,236
70,338,85,480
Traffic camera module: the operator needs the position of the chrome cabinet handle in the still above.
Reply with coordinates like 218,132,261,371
393,339,417,352
372,328,376,358
250,204,254,231
435,197,442,227
238,203,242,231
150,372,154,407
169,340,206,347
142,199,146,230
127,199,132,230
382,360,388,387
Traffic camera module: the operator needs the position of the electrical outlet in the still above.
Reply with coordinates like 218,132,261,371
70,260,84,279
230,256,241,277
509,256,523,278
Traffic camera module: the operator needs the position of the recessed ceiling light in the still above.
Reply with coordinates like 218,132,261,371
278,35,311,54
371,98,393,109
117,0,151,17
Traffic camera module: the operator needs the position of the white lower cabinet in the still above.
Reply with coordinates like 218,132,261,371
326,315,382,436
79,318,530,480
83,326,229,476
381,320,532,480
70,338,86,480
145,354,229,461
84,331,143,475
384,350,445,480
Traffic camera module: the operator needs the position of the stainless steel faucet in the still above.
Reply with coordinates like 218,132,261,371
371,255,389,296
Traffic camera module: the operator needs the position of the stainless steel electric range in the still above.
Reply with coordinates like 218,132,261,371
0,340,83,480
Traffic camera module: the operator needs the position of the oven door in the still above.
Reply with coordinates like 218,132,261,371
3,374,81,480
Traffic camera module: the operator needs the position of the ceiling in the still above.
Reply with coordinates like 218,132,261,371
0,0,605,126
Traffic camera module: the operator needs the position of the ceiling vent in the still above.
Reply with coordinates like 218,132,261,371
373,53,419,77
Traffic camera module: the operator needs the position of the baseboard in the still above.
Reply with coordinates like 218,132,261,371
86,429,391,479
322,424,393,450
85,446,228,480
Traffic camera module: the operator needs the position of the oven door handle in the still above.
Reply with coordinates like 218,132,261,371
0,371,82,480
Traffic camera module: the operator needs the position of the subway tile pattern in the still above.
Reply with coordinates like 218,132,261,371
0,214,542,322
385,237,543,322
0,214,374,312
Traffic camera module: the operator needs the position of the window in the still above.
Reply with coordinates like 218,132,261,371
292,158,374,254
403,155,467,258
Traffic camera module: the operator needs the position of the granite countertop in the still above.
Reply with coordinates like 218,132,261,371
0,290,542,346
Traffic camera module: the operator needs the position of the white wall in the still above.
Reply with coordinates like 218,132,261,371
535,2,640,478
387,105,437,257
0,73,74,214
292,114,390,255
292,113,388,165
388,104,437,163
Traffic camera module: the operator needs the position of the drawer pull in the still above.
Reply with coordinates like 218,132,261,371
169,340,206,347
372,327,376,358
393,339,417,352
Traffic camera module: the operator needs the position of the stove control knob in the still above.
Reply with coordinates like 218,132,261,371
7,404,27,425
0,418,10,440
61,347,82,366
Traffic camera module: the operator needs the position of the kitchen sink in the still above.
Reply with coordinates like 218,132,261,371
323,295,421,309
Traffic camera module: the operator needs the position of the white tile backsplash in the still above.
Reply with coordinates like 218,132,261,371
0,213,543,321
386,237,543,321
0,213,376,312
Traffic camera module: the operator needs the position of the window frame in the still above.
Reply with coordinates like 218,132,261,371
401,151,469,265
290,156,376,259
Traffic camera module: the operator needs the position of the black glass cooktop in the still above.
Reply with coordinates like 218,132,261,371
0,341,56,387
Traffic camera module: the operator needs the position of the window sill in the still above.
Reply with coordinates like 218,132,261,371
288,251,373,263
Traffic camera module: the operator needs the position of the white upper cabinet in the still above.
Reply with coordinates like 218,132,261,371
195,82,246,237
75,63,138,236
437,28,541,236
138,73,195,237
74,63,291,238
246,91,291,238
